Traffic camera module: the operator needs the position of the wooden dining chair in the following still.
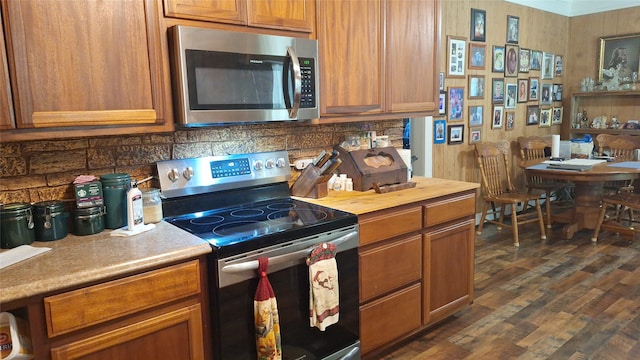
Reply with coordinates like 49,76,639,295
592,192,640,243
595,133,639,220
475,140,547,247
517,136,573,228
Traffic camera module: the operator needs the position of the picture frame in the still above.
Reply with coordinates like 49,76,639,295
526,105,540,126
448,87,464,121
470,8,486,42
552,106,563,125
540,83,553,105
447,36,467,78
542,52,554,80
469,127,482,144
492,45,505,73
554,55,563,77
539,108,552,127
506,15,519,44
492,78,505,104
448,124,464,145
552,83,563,101
505,44,519,78
529,77,540,101
469,43,486,69
517,78,529,103
505,111,515,131
439,72,445,91
469,105,483,127
438,91,446,115
598,33,640,84
491,106,504,129
505,83,517,109
530,50,542,70
434,119,447,144
519,48,530,73
468,75,485,99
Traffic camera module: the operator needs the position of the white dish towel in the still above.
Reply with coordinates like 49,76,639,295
307,242,339,331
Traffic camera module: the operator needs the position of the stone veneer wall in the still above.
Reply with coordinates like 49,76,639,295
0,119,404,205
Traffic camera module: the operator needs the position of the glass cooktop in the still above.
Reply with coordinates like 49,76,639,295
164,197,356,257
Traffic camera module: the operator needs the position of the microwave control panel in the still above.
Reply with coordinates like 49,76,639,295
300,58,316,109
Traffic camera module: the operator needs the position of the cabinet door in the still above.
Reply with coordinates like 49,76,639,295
2,0,167,133
0,7,14,130
248,0,314,32
386,0,439,113
164,0,247,25
423,218,475,325
316,0,384,116
50,304,205,360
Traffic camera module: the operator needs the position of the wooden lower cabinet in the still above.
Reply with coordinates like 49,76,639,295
21,259,210,360
359,190,476,357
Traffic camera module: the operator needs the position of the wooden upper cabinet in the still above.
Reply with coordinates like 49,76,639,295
317,0,384,116
1,0,170,140
317,0,439,121
386,0,439,113
0,7,14,131
164,0,314,32
164,0,248,25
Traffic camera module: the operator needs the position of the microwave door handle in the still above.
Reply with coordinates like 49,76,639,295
221,230,358,273
286,46,302,118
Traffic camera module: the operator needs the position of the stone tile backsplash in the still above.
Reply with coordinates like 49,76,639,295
0,119,404,205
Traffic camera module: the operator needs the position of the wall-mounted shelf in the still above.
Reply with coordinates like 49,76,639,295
565,90,640,139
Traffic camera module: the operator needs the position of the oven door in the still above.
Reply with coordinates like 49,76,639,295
212,227,360,360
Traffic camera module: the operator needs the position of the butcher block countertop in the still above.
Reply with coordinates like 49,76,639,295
296,176,479,215
0,221,211,305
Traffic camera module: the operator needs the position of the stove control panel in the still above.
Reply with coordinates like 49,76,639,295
157,151,291,198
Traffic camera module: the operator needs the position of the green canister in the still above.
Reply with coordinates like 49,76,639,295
34,200,69,241
73,206,105,235
0,203,35,249
100,173,131,229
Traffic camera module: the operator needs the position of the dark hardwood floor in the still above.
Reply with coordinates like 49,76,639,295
378,221,640,359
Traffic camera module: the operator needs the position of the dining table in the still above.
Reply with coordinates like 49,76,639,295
521,159,640,240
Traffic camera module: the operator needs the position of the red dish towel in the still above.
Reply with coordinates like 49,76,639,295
307,242,339,331
254,257,282,360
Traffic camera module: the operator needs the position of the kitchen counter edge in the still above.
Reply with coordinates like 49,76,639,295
0,221,211,304
294,176,480,214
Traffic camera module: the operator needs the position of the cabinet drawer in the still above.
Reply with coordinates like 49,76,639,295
424,192,475,228
359,206,422,246
360,283,422,355
359,235,422,302
44,260,201,337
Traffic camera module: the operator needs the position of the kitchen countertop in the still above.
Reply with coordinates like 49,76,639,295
296,176,479,215
0,221,211,305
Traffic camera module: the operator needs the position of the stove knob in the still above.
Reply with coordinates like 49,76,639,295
275,158,287,168
168,168,180,182
254,160,264,171
265,159,275,169
183,167,194,180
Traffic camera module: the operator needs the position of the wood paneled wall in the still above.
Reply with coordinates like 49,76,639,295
434,0,640,191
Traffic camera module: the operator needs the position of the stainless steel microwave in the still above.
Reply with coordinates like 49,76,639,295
169,25,319,126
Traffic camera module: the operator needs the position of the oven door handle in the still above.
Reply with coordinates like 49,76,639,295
221,230,358,273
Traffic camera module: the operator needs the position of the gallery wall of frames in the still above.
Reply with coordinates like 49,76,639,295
431,1,640,189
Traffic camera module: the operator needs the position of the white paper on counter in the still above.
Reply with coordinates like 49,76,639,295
0,245,51,270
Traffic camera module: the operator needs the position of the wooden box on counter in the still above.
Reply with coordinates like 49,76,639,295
334,145,408,191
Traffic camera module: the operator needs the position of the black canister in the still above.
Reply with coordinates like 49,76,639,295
0,203,35,249
73,206,105,236
100,173,131,229
34,200,69,241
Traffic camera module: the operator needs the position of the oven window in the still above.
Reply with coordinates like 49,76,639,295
186,50,291,111
212,248,359,360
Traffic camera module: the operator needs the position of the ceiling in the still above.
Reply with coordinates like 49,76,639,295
505,0,640,17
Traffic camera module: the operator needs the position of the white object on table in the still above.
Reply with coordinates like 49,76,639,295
551,134,560,158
